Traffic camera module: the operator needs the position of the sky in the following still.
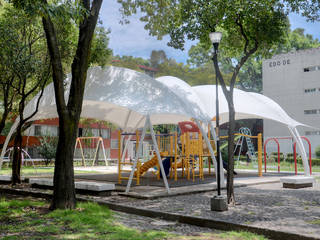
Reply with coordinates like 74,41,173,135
100,1,320,64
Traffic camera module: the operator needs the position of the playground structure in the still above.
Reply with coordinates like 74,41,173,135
118,121,264,185
3,147,35,167
234,127,258,164
0,66,314,194
264,136,312,175
74,137,108,167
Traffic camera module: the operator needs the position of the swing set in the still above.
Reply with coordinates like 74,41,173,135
74,137,108,167
264,136,312,175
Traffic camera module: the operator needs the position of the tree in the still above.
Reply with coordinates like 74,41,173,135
89,24,113,67
12,0,103,209
0,5,50,184
150,50,167,68
119,0,288,204
286,0,320,22
43,0,103,210
187,24,320,93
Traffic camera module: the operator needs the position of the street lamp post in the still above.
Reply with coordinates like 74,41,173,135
209,32,228,211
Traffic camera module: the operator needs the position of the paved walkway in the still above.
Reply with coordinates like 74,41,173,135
98,176,320,239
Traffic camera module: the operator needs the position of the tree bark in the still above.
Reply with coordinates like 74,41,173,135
11,124,22,185
50,117,77,209
226,95,236,205
42,0,103,209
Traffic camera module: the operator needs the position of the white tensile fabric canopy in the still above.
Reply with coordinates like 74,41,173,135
0,66,311,186
0,66,218,193
156,76,311,176
21,66,209,130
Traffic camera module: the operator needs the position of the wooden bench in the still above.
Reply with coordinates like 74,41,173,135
29,178,115,196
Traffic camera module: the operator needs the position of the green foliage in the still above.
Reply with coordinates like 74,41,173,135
37,136,58,166
112,55,150,71
186,26,320,92
150,50,167,68
90,24,113,67
315,145,320,158
285,0,320,22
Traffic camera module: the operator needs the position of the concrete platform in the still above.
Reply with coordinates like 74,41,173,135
118,175,282,199
30,178,115,196
280,176,315,189
0,175,26,183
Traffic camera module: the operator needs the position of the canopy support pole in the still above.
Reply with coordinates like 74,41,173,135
125,117,148,193
148,116,170,194
288,126,310,176
0,119,19,170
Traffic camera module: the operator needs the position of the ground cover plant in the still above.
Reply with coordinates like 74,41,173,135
0,197,267,240
234,160,320,173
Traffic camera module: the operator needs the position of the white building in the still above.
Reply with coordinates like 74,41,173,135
263,48,320,155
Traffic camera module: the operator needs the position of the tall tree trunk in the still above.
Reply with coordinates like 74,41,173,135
226,96,236,205
11,124,22,185
0,108,9,135
42,0,103,209
51,116,78,209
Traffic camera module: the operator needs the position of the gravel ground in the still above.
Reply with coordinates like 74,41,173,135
114,211,221,236
104,177,320,239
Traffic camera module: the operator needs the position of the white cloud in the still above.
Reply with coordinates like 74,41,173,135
100,1,196,63
100,1,320,63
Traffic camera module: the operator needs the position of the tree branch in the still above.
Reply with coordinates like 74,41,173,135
68,0,103,114
235,14,249,54
230,41,258,90
42,10,67,115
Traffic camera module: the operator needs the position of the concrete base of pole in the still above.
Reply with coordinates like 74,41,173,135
211,195,228,211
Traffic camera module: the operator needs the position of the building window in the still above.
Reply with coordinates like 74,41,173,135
304,109,317,114
34,125,42,136
101,129,110,139
111,139,119,149
304,88,316,93
305,131,320,136
304,66,320,72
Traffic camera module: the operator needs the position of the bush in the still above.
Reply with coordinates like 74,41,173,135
268,152,284,161
315,145,320,158
37,136,58,166
312,158,320,166
285,157,302,163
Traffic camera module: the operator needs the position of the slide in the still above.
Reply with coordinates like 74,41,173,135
134,154,171,177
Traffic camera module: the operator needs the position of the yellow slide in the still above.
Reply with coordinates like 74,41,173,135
134,155,159,176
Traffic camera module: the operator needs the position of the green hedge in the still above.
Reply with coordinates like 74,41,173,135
285,157,320,166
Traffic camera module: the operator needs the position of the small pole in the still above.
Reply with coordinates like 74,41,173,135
258,133,262,177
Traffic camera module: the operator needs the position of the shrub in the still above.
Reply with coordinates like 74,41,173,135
37,136,58,166
315,145,320,158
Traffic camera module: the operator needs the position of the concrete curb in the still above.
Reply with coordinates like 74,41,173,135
0,186,318,240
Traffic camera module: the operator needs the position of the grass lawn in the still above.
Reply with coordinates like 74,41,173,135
0,197,267,240
234,161,320,173
0,166,99,177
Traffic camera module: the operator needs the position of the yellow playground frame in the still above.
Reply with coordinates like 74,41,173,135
117,127,263,185
74,136,108,167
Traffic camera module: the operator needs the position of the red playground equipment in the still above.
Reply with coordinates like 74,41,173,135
264,136,312,175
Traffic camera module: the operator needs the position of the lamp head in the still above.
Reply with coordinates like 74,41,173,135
209,32,222,44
